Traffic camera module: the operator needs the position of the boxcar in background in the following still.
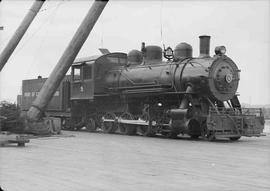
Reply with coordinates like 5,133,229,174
19,76,71,128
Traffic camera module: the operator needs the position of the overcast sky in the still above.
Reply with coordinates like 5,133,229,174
0,0,269,105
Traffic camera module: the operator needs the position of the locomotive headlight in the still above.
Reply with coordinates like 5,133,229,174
215,46,226,55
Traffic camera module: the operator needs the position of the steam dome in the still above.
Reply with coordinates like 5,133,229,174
145,45,162,63
127,49,143,65
174,42,193,60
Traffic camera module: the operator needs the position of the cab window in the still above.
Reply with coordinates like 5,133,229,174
73,66,81,81
83,65,92,80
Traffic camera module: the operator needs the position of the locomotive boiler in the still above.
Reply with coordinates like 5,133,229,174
67,35,264,140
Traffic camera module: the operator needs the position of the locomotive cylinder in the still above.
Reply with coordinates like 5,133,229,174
167,109,188,120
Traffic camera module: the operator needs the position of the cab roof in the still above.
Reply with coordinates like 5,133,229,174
73,55,100,65
72,52,127,66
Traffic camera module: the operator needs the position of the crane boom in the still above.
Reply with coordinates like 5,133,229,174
0,0,46,72
26,0,109,134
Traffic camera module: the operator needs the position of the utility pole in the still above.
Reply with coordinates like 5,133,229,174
26,0,109,134
0,0,45,72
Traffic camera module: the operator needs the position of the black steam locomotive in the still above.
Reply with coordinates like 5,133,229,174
19,35,264,140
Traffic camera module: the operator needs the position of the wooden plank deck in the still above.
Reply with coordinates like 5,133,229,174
0,132,30,147
0,131,269,191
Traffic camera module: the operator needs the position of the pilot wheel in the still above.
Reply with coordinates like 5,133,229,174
137,113,156,137
201,121,215,141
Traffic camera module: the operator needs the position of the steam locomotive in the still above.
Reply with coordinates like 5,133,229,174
19,35,265,140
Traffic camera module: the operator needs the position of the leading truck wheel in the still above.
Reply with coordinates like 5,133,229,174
137,113,156,137
201,121,215,141
102,112,117,133
119,112,136,135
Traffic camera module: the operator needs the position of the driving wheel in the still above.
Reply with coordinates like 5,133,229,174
119,112,136,135
102,112,117,133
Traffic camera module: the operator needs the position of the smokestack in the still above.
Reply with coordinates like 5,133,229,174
199,35,211,57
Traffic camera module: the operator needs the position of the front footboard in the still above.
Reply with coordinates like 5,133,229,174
206,108,265,139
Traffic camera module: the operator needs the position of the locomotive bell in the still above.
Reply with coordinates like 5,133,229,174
144,45,162,63
127,49,143,65
174,42,193,60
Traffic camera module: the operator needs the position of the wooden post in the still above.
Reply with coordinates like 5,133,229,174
0,0,45,72
27,0,108,123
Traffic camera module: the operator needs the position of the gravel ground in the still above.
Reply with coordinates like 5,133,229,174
0,131,270,191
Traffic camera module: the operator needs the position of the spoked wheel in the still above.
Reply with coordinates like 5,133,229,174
95,112,105,129
201,121,215,141
229,136,241,141
119,112,136,135
85,118,96,132
137,113,156,137
71,117,85,131
61,118,72,130
102,112,117,133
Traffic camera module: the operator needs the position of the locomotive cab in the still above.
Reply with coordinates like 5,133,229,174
71,58,96,100
71,53,128,100
67,37,264,139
